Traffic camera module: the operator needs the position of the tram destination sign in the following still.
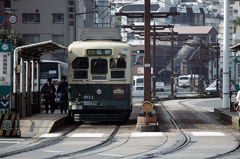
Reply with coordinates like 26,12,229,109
87,49,112,56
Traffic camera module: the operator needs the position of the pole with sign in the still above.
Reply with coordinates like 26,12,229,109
234,56,240,90
0,42,12,96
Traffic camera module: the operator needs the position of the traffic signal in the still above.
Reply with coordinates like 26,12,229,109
136,50,144,53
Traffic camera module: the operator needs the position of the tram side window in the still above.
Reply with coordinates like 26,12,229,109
91,59,107,75
110,58,126,79
72,57,88,79
110,58,126,69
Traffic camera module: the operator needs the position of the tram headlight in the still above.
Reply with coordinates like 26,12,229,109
96,89,102,95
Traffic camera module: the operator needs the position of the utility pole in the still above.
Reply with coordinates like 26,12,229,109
216,42,219,95
223,0,230,109
144,0,151,101
199,38,203,96
152,23,156,97
185,40,220,96
170,28,174,97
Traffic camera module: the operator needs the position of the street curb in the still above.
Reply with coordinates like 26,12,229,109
214,108,239,130
49,115,69,133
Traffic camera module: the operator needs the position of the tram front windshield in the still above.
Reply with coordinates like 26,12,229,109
91,59,107,75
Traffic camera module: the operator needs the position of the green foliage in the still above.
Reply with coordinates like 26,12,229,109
0,29,24,50
233,16,240,25
111,16,122,28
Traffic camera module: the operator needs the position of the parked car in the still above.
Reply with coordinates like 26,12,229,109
156,82,164,92
132,86,144,97
205,81,219,95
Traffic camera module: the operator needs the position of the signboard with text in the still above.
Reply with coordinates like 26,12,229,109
0,42,12,96
234,56,240,90
87,49,112,56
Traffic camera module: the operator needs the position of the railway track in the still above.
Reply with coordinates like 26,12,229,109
46,124,120,159
134,102,192,159
179,101,240,159
0,123,80,158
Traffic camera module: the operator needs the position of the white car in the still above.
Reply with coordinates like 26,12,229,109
156,82,164,92
205,81,219,95
132,86,144,97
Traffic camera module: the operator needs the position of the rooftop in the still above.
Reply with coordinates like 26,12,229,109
162,26,218,35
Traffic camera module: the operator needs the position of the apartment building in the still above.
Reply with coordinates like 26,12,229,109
11,0,77,61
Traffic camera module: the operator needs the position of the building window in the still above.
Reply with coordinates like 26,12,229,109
69,0,74,5
69,14,74,19
22,35,40,44
212,9,218,13
52,13,64,23
52,35,64,45
22,13,40,23
69,7,74,12
234,10,238,14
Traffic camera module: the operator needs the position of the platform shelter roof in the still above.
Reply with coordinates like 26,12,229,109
231,43,240,51
16,41,66,60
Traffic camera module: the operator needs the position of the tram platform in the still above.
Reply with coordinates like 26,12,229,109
20,110,68,138
214,108,240,130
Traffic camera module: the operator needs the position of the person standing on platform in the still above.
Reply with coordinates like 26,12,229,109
41,78,56,114
234,82,240,119
57,75,68,114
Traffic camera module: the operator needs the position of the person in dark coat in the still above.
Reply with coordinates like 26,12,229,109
57,75,68,114
41,78,56,114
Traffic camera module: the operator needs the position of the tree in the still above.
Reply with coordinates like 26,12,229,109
0,29,24,50
233,16,240,25
111,16,122,32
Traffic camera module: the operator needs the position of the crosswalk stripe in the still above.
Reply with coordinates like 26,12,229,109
70,133,104,138
131,132,163,137
39,133,61,138
191,132,225,136
99,153,125,157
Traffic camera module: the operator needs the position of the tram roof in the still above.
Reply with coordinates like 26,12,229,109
15,41,66,60
80,28,121,41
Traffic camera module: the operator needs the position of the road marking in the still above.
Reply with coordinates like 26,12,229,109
0,139,25,141
0,141,21,144
70,133,104,138
44,150,64,153
99,153,125,157
39,133,61,138
191,132,225,136
131,132,164,137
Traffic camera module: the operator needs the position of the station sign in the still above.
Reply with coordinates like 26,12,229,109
234,56,240,90
87,49,112,56
0,42,12,96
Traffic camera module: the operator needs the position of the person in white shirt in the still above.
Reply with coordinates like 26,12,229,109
235,83,240,115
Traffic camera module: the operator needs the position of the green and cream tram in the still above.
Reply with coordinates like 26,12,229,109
68,39,132,122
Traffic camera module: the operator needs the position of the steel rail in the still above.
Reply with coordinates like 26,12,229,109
179,101,240,159
0,124,80,158
159,103,192,155
46,125,120,159
135,102,192,159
